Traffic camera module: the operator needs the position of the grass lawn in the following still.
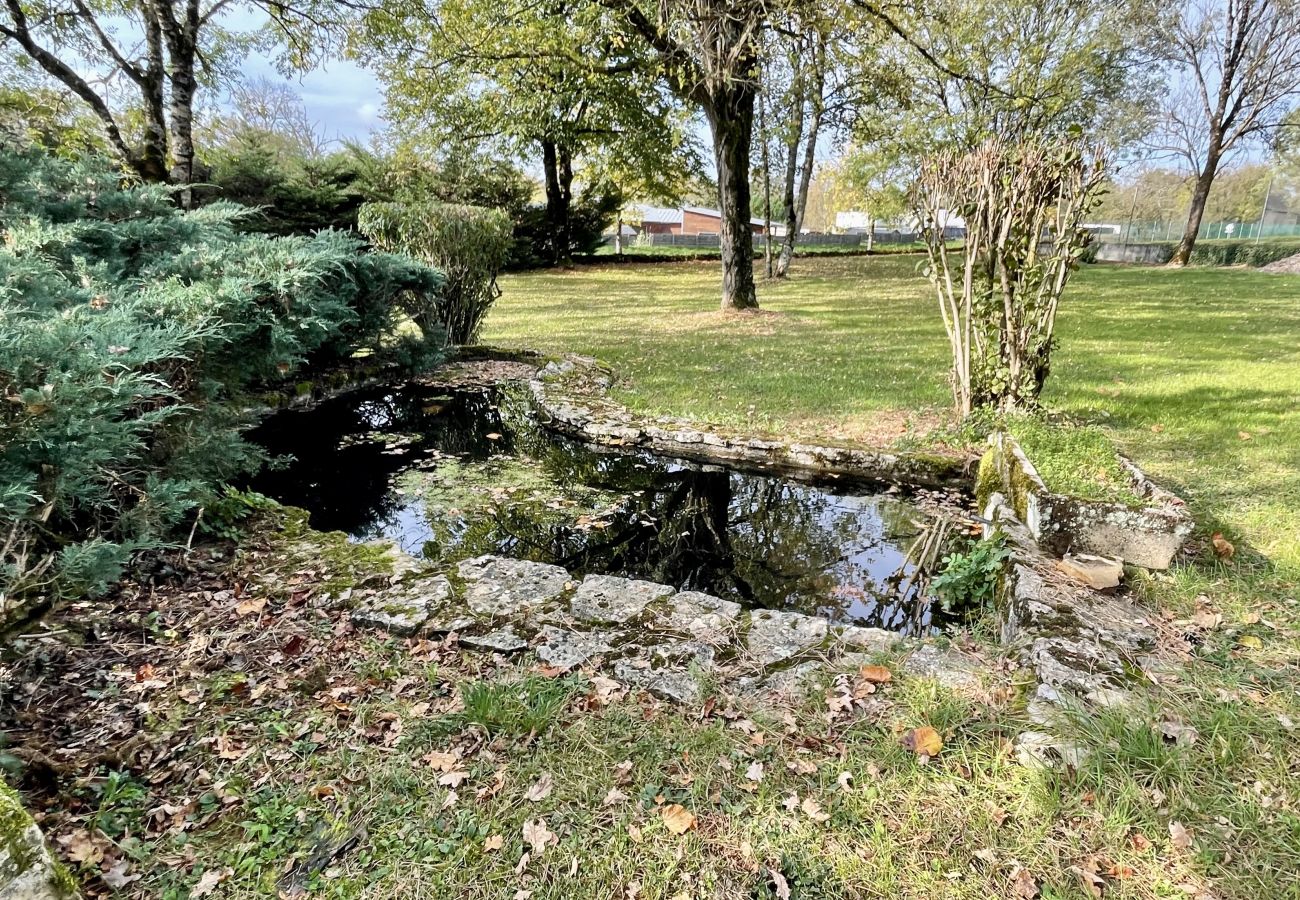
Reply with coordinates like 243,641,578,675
12,257,1300,900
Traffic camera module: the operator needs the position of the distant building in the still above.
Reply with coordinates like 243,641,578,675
835,208,964,239
629,204,784,237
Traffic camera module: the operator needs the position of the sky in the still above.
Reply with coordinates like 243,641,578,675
237,53,386,146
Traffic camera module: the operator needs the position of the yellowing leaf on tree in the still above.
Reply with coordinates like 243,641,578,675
660,803,696,835
902,725,943,757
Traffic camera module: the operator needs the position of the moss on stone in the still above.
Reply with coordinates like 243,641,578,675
0,777,77,897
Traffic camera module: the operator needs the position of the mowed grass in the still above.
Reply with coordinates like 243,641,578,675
22,257,1300,900
490,256,1300,574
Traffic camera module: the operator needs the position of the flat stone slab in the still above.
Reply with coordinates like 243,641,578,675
1057,553,1123,590
351,576,451,636
834,625,897,655
746,610,828,665
535,625,614,670
614,641,716,704
664,591,742,644
461,625,528,653
901,644,983,692
570,574,674,624
457,555,571,617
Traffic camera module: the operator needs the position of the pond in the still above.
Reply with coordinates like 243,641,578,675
247,380,961,633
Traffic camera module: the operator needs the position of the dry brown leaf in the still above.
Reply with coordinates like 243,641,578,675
484,834,504,852
190,867,231,897
602,787,628,807
1010,865,1039,898
523,818,555,857
235,597,266,617
1169,820,1193,851
525,772,554,803
901,726,943,757
769,868,791,900
836,771,854,793
858,664,893,684
438,770,470,788
800,796,830,823
660,803,697,835
423,750,460,772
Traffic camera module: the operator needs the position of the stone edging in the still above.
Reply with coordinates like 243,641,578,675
342,547,985,706
527,356,973,489
979,433,1193,569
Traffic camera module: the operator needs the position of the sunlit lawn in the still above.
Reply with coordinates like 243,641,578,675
491,255,1300,574
24,256,1300,900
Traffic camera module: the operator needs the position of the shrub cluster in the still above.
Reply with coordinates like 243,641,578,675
358,201,513,344
0,148,443,605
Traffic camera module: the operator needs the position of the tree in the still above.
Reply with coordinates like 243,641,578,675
1147,0,1300,264
915,138,1108,416
595,0,776,309
352,0,692,267
824,143,910,248
1,1,300,194
847,0,1155,159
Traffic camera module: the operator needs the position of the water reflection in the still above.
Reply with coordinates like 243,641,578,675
247,383,943,632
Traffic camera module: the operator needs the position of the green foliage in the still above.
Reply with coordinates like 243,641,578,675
1187,240,1300,267
0,147,443,604
510,190,622,269
200,488,281,541
458,675,580,737
930,533,1011,616
359,201,513,344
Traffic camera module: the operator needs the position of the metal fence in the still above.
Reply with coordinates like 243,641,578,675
1098,221,1300,244
631,232,866,248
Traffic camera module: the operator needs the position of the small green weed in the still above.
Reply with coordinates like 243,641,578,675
459,674,581,737
930,532,1011,616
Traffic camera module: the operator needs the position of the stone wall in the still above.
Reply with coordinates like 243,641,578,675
0,779,77,899
979,433,1193,569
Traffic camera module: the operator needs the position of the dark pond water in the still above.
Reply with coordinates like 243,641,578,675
247,382,952,632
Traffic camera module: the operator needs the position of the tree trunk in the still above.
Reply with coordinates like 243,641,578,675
707,93,759,310
541,140,573,267
775,113,801,278
138,15,170,183
1170,147,1221,266
154,0,201,206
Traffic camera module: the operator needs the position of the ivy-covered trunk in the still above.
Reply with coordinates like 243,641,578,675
707,89,759,311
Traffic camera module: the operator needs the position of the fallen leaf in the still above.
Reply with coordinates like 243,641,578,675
235,597,266,617
660,803,696,835
769,867,791,900
602,787,628,807
523,818,555,857
745,761,764,782
190,867,231,897
424,750,460,772
901,726,943,757
484,834,504,852
858,664,892,684
102,861,141,889
1169,820,1193,851
836,771,854,793
1129,831,1152,851
1237,635,1263,650
1010,865,1039,898
525,772,554,803
800,796,830,823
438,770,470,788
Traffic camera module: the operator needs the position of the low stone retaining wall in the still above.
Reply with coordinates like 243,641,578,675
346,547,984,705
979,433,1193,569
529,357,972,489
1094,242,1174,265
